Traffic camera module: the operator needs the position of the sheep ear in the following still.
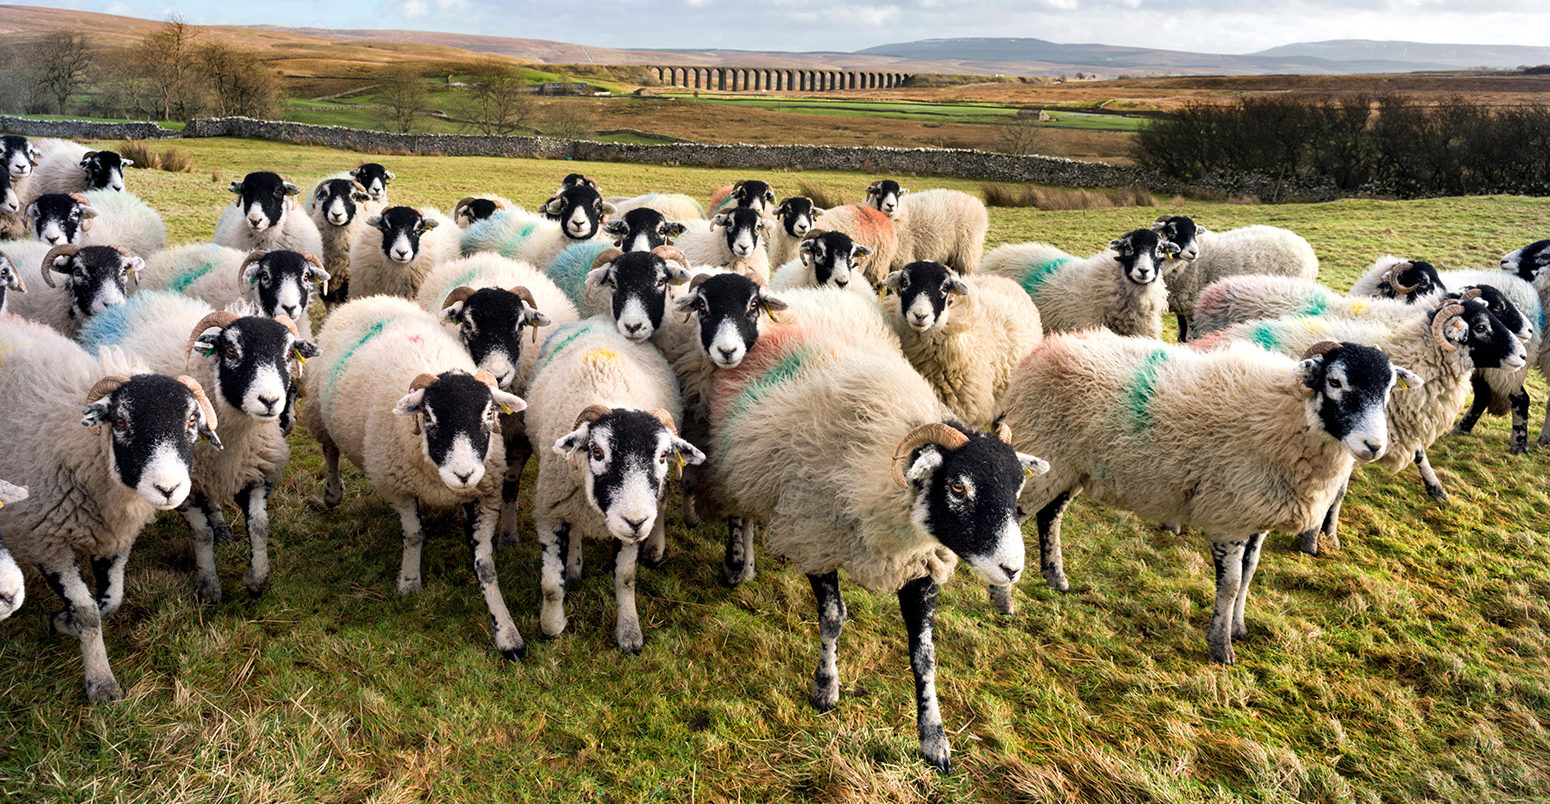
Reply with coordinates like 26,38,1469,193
1109,237,1132,255
758,289,789,314
26,202,38,220
121,158,134,167
193,327,225,357
537,198,557,216
710,213,728,229
586,265,613,288
853,244,873,258
293,340,321,360
522,307,553,329
603,220,628,236
666,222,686,237
1150,219,1168,231
810,206,827,216
897,187,910,196
882,271,906,291
490,388,527,415
421,216,439,231
352,190,370,202
553,425,590,457
440,300,466,323
384,170,395,181
905,446,943,483
1296,355,1326,394
947,276,970,296
601,202,616,215
228,181,242,194
366,215,383,229
306,265,331,285
81,398,113,428
672,292,698,313
393,389,426,417
798,239,817,255
670,436,706,467
242,259,264,286
1016,452,1050,478
1393,366,1424,392
664,264,690,285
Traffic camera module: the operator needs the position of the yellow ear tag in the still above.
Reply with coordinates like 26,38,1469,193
879,286,889,299
1396,376,1409,391
294,352,307,365
500,402,514,415
1024,466,1035,478
676,452,686,468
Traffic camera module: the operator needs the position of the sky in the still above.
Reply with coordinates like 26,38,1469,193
39,0,1550,54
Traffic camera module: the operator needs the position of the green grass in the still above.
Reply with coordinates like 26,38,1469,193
4,137,1550,801
656,94,1144,132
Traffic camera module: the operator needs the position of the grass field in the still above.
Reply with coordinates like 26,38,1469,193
3,138,1550,802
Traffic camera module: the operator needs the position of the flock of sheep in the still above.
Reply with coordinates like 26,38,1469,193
1,132,1547,773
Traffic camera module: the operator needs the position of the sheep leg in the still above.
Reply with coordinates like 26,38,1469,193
179,491,224,605
1414,448,1448,504
1035,491,1072,592
566,522,584,583
899,575,950,774
613,539,644,655
464,500,524,660
321,437,343,508
679,462,704,527
498,424,530,547
538,519,570,637
279,385,299,436
1509,389,1530,454
1175,314,1190,343
1231,532,1266,641
808,571,846,712
236,482,272,595
89,551,128,620
722,516,756,586
641,511,667,569
1452,375,1491,435
987,584,1015,615
38,555,120,702
391,498,424,596
204,497,234,545
1207,538,1247,665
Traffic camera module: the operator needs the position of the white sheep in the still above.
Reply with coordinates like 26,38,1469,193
673,208,772,283
525,319,704,653
0,314,220,700
140,244,329,339
79,189,165,259
1151,216,1320,340
1000,332,1410,662
979,229,1176,339
307,176,376,308
0,478,27,620
214,172,324,256
348,206,459,300
862,181,986,272
1500,240,1550,444
301,295,529,659
3,243,141,337
24,141,128,201
460,209,550,259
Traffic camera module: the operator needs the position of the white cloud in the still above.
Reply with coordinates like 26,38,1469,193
105,1,132,15
401,0,429,19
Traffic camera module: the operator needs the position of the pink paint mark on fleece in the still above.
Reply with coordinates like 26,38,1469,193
709,326,811,421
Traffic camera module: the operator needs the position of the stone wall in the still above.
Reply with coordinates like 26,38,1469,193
0,115,180,140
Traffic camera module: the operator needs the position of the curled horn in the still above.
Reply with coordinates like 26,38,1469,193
573,403,612,429
890,423,970,487
85,375,128,403
648,408,677,435
300,251,326,272
350,180,369,195
509,285,537,309
1386,262,1420,294
1458,287,1483,301
688,273,713,292
1300,340,1341,361
68,192,91,206
176,375,219,433
453,196,478,218
1431,302,1466,352
473,371,499,388
589,247,624,272
441,285,477,310
651,245,688,268
273,314,300,338
40,244,82,287
184,311,241,361
801,228,830,242
409,372,439,392
239,249,269,280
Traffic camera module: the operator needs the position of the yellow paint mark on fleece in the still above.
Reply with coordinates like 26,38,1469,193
583,348,618,367
1348,301,1367,315
1301,318,1328,334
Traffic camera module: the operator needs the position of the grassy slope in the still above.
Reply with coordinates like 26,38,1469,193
3,138,1550,802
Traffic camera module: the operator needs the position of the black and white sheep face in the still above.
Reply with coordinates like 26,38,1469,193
1297,343,1410,463
1109,229,1176,285
1453,285,1531,344
455,198,504,227
901,427,1043,586
0,253,22,313
712,208,767,259
0,532,23,619
884,261,968,331
1151,215,1200,263
800,231,870,290
1378,260,1445,302
775,197,822,239
727,180,776,213
542,184,611,240
80,150,128,192
371,206,437,264
312,179,369,227
192,318,318,421
1501,240,1550,284
244,250,329,322
442,288,552,389
28,193,95,245
603,208,685,253
864,179,907,219
349,163,393,202
230,172,300,233
587,252,690,342
673,273,788,369
48,246,140,320
2,135,35,179
554,410,705,542
0,170,16,215
81,374,218,510
393,372,526,492
1439,297,1528,371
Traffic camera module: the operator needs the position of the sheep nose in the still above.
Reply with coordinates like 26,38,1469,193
623,321,644,336
717,346,738,360
834,278,849,288
999,563,1022,583
454,470,474,485
623,515,647,533
154,483,178,500
257,394,279,412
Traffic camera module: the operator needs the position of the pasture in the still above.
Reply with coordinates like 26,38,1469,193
2,137,1550,802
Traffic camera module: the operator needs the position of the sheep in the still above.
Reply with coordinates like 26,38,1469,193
1000,332,1410,663
766,196,822,268
25,142,129,201
0,137,39,238
881,260,1042,427
607,192,705,222
1,135,37,181
140,245,329,338
537,181,614,242
1192,275,1415,337
461,209,549,259
0,478,27,621
525,320,704,653
78,189,165,259
674,208,772,283
348,206,459,300
769,229,875,293
600,207,685,253
308,177,373,308
709,179,775,214
1347,255,1446,303
707,320,1044,772
813,203,899,286
0,248,25,314
451,194,521,228
1151,216,1320,341
1500,239,1550,444
980,229,1177,339
78,291,317,604
21,192,95,245
0,166,22,240
862,181,987,272
350,163,394,203
301,296,529,659
5,243,142,337
0,315,220,700
214,172,324,256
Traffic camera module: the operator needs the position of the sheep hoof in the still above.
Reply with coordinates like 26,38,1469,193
84,675,123,703
51,609,80,637
1233,623,1249,641
810,680,839,713
497,528,521,548
498,643,526,662
322,485,343,509
1449,424,1473,436
242,570,268,596
211,522,234,545
1162,522,1182,535
1509,441,1528,456
396,577,421,596
920,736,952,775
641,547,666,570
722,560,755,586
1042,570,1069,593
1297,529,1321,556
617,625,644,655
1209,641,1236,665
1538,433,1550,448
1427,486,1449,505
194,579,223,606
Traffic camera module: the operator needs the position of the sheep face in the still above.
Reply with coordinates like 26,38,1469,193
883,260,968,331
0,170,16,215
441,287,552,389
1438,297,1527,371
371,207,437,264
1452,285,1531,344
1377,259,1444,303
864,179,907,219
393,372,525,493
603,208,684,253
541,184,611,240
900,425,1042,586
80,150,128,192
1500,240,1550,284
81,374,219,510
1297,343,1411,463
588,251,689,342
229,172,299,233
1109,229,1176,286
712,208,767,259
674,273,788,369
2,135,34,179
800,231,869,290
1151,215,1200,263
0,536,22,620
311,179,369,228
191,317,318,421
455,198,504,228
349,163,394,202
554,409,705,542
46,245,140,320
27,193,95,245
727,180,775,213
0,253,23,313
243,250,329,322
774,197,821,239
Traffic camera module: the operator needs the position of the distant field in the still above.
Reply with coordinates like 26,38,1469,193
2,137,1550,802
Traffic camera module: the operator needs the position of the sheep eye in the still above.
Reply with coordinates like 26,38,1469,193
590,446,605,461
1328,378,1342,389
948,481,967,497
1473,323,1486,334
224,345,239,359
113,416,128,431
186,414,198,430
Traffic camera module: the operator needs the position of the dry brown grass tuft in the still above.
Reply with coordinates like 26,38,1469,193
114,141,196,173
982,182,1157,210
797,180,848,209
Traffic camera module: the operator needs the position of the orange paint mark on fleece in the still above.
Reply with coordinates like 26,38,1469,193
848,204,893,238
710,326,810,420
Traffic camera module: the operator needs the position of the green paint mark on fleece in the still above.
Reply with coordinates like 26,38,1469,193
167,253,224,293
716,349,810,465
1298,294,1328,318
1250,322,1281,352
1019,255,1073,296
325,320,387,402
1125,348,1169,431
535,319,601,375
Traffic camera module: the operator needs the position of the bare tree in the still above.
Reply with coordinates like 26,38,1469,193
542,101,595,140
32,30,95,114
994,113,1045,156
200,42,281,118
377,67,429,133
132,17,205,121
462,60,533,135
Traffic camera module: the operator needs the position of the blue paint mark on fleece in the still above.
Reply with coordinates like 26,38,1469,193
76,295,142,355
535,318,602,375
324,320,387,402
461,212,543,258
1124,348,1169,431
165,247,226,293
547,241,614,307
1019,254,1073,296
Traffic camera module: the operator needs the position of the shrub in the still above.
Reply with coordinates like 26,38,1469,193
113,141,196,173
981,183,1156,210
